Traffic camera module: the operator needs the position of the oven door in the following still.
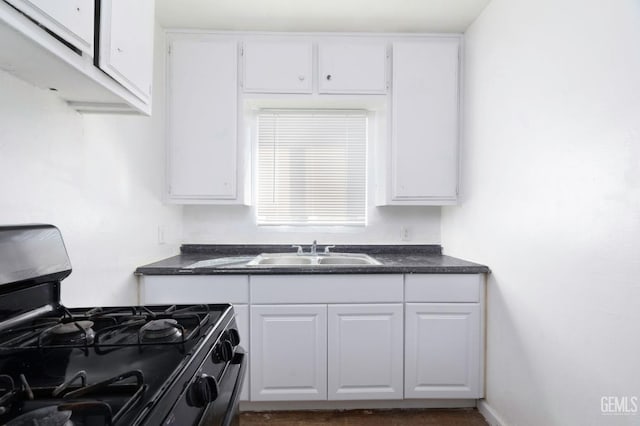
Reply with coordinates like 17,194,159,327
199,347,247,426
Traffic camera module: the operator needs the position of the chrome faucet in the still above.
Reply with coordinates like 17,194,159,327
293,240,325,255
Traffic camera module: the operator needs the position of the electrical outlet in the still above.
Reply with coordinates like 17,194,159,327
401,226,411,241
157,226,166,245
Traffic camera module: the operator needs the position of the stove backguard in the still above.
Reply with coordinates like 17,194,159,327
0,225,71,292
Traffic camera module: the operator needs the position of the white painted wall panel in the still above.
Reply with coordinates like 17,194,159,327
441,0,640,424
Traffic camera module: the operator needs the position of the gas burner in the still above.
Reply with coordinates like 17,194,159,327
140,319,183,342
48,320,95,345
6,405,72,426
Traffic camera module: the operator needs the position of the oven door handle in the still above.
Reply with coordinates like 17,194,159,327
220,347,247,426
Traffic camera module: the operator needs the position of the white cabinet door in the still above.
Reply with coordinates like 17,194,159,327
5,0,94,55
99,0,154,103
166,38,239,201
233,304,250,402
387,38,460,204
405,303,481,398
243,40,312,93
250,305,327,401
327,304,403,400
318,41,387,94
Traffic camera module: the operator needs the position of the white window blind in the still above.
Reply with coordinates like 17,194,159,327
257,110,367,226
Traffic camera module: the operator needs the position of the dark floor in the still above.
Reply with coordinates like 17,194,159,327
240,408,488,425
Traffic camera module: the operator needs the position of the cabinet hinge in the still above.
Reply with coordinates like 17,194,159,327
167,44,171,55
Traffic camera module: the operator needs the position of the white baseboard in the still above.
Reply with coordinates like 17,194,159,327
241,399,477,412
478,399,506,426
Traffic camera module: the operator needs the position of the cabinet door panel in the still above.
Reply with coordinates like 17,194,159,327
167,38,238,199
405,303,481,398
99,0,154,102
318,41,387,94
243,40,312,93
6,0,94,55
391,39,459,202
250,305,327,401
328,304,403,400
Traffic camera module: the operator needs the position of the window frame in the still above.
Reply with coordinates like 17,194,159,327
253,108,370,227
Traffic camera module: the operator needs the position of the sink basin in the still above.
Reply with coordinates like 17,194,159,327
246,253,381,267
253,256,313,265
186,256,255,268
317,256,374,265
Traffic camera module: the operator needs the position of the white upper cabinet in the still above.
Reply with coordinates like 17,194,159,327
5,0,94,55
318,41,388,94
163,32,461,205
242,38,388,95
378,37,461,205
243,40,313,93
99,0,155,104
0,0,154,114
166,37,240,202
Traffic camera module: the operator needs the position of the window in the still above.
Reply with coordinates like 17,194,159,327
256,110,367,226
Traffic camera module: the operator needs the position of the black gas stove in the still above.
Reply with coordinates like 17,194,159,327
0,225,246,426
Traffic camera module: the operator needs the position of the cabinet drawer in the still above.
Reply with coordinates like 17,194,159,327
139,275,249,304
405,274,481,302
250,275,403,304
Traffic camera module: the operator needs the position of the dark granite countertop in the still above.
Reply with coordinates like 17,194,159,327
135,245,490,275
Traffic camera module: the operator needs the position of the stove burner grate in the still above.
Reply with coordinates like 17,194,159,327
39,321,95,347
0,370,147,426
93,304,213,350
139,319,183,342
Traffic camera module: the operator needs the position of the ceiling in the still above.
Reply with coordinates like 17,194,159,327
155,0,491,33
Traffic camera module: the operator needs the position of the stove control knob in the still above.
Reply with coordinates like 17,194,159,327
227,329,241,346
213,340,234,363
187,374,219,407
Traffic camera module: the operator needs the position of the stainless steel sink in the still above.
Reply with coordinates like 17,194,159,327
252,256,313,265
246,253,381,267
317,256,374,265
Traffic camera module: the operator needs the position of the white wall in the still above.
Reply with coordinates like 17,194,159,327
183,204,440,244
442,0,640,424
0,28,182,307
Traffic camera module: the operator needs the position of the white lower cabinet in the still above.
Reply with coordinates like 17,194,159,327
250,305,327,401
328,304,403,400
140,272,485,405
405,303,481,398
